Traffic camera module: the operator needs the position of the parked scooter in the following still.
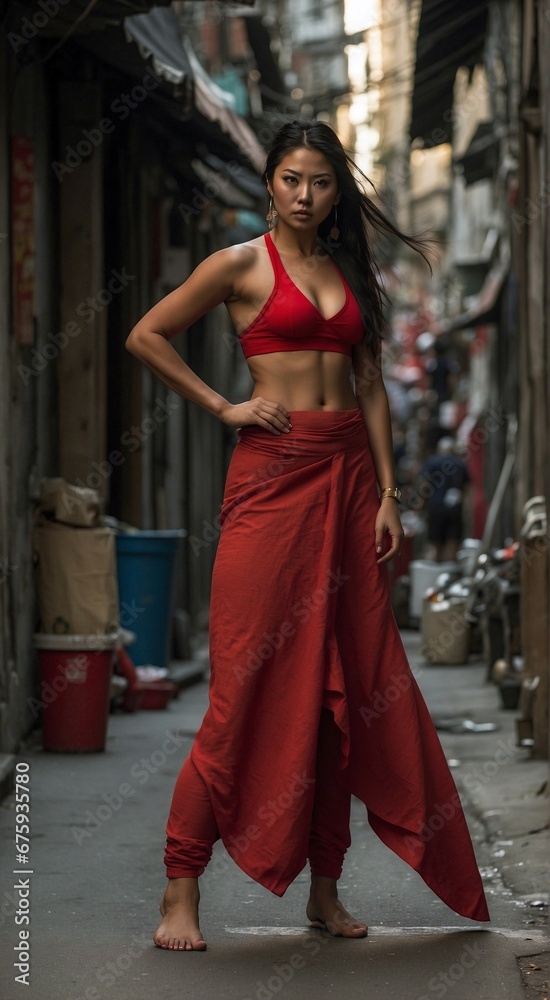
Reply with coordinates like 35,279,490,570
463,542,521,687
421,538,520,688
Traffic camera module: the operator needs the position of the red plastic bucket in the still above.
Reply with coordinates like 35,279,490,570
33,634,117,752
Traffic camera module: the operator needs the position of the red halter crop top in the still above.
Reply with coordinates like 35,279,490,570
237,232,364,359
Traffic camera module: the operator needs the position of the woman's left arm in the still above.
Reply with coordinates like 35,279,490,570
352,341,404,565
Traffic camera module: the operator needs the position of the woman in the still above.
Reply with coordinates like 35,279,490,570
126,120,489,951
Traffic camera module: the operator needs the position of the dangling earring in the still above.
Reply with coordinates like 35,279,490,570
266,196,278,229
329,204,340,241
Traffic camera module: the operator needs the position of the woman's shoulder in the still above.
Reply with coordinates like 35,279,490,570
198,236,268,290
210,235,266,267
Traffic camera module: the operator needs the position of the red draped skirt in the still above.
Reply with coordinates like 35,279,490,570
190,408,490,922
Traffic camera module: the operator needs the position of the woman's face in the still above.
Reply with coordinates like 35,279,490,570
267,146,340,230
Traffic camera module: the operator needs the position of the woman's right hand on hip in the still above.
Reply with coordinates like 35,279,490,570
220,399,292,435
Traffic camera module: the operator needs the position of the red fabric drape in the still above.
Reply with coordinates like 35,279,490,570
190,408,489,922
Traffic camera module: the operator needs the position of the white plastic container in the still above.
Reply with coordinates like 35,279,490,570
409,560,459,620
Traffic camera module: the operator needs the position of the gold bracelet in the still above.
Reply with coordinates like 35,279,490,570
379,487,402,502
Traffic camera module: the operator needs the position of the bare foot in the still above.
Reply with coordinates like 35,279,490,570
306,876,368,938
153,877,207,951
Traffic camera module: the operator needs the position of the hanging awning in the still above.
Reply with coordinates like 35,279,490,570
9,1,264,170
410,0,489,147
67,11,194,115
199,150,266,199
70,4,266,174
433,265,508,334
122,7,266,172
7,1,256,39
190,159,256,209
180,36,266,173
123,6,195,86
453,121,504,185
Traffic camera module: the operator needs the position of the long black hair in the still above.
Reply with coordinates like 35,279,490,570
264,119,432,354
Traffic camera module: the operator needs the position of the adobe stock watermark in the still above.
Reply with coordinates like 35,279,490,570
421,607,469,664
17,267,135,385
521,531,550,568
242,933,332,1000
511,180,550,233
65,933,151,1000
0,558,19,583
69,396,180,494
201,768,317,889
70,729,188,847
403,738,519,852
415,938,485,999
8,0,71,52
227,770,315,859
353,336,402,395
187,437,307,556
27,607,143,721
234,567,350,685
460,736,519,796
359,665,423,728
416,66,493,152
241,891,367,1000
52,69,161,181
178,160,248,224
408,407,507,511
221,286,295,356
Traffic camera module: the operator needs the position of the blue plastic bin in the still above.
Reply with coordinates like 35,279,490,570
116,530,186,668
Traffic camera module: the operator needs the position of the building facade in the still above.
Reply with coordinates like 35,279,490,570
1,0,267,757
374,0,548,758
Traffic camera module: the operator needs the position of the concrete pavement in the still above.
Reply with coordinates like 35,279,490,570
0,630,548,1000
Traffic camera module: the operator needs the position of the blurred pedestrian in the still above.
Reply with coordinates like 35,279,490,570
420,436,471,562
424,339,460,411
